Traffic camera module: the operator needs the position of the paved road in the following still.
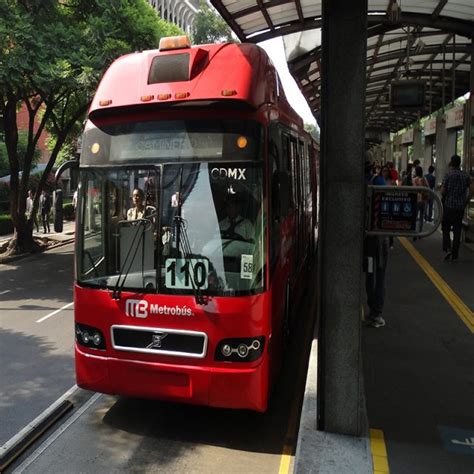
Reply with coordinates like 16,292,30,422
362,235,474,474
1,244,316,473
0,243,76,445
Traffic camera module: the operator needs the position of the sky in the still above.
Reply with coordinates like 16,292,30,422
258,37,317,126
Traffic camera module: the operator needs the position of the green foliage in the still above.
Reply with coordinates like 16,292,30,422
304,123,320,142
0,183,9,212
192,1,233,45
27,172,55,193
0,0,183,250
0,132,41,177
0,147,8,178
0,214,13,235
62,202,75,221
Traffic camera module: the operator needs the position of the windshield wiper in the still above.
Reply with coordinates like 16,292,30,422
174,215,209,305
111,218,151,300
172,165,209,306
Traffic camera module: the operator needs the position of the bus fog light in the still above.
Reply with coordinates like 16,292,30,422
215,337,265,362
75,323,106,350
221,344,232,357
237,344,249,358
92,332,102,346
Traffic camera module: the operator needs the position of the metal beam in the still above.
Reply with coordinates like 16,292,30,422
366,25,423,121
432,0,448,19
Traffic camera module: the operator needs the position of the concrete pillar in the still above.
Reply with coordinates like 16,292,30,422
424,137,433,166
318,0,367,436
393,135,402,172
401,144,409,171
435,114,448,186
463,39,474,174
446,129,456,159
374,146,382,163
384,141,393,163
413,125,423,166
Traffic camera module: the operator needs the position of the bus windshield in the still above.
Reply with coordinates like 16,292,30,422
77,162,265,296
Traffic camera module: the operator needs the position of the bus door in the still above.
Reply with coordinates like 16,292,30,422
298,140,307,260
289,137,302,269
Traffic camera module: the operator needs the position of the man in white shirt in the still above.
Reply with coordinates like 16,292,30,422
127,188,155,221
219,198,254,242
26,189,39,232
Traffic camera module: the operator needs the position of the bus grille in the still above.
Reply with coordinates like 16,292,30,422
111,325,207,359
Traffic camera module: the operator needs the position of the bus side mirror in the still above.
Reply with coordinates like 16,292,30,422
55,160,78,187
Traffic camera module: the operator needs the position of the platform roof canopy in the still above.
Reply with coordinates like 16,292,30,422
210,1,474,133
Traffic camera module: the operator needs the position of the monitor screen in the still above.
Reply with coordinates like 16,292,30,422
390,80,425,109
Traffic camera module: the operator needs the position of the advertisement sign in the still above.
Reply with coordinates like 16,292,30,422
445,106,463,129
401,128,414,144
424,117,436,136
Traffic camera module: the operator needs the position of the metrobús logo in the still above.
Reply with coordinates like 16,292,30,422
125,299,193,318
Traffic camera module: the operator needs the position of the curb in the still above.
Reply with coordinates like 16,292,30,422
0,237,75,265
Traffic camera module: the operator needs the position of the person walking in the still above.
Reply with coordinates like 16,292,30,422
387,161,399,185
402,163,413,186
424,165,436,221
381,165,397,248
441,155,472,261
26,189,39,232
364,159,388,328
39,190,51,233
412,165,429,238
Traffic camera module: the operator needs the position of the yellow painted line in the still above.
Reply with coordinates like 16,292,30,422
370,429,390,474
278,296,316,473
278,350,304,474
278,443,293,474
398,237,474,333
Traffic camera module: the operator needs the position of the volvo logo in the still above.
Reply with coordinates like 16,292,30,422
147,332,168,349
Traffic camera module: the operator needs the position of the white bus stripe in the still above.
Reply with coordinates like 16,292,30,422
36,302,74,323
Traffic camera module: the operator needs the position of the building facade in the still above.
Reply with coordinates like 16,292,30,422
148,0,203,35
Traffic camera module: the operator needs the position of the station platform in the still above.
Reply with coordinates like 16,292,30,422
295,231,474,473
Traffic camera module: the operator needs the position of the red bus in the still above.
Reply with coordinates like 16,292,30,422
74,36,318,412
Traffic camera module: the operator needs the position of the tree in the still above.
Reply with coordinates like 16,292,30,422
192,1,233,45
0,131,41,177
304,123,320,142
0,0,182,255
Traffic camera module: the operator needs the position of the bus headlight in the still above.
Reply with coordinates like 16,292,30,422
221,344,232,357
215,337,265,362
92,332,102,346
237,344,249,358
75,323,106,350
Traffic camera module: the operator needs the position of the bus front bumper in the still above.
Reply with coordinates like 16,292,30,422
75,345,269,412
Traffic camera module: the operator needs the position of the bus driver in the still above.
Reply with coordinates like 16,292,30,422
127,188,155,221
219,196,254,242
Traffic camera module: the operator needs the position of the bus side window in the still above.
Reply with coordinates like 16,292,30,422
281,134,293,214
269,124,281,270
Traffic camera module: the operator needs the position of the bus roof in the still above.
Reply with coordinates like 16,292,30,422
88,41,302,127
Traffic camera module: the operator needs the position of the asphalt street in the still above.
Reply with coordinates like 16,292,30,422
0,242,76,446
1,242,316,473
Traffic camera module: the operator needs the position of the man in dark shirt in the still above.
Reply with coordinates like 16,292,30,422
441,155,472,261
424,165,436,221
364,159,388,328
